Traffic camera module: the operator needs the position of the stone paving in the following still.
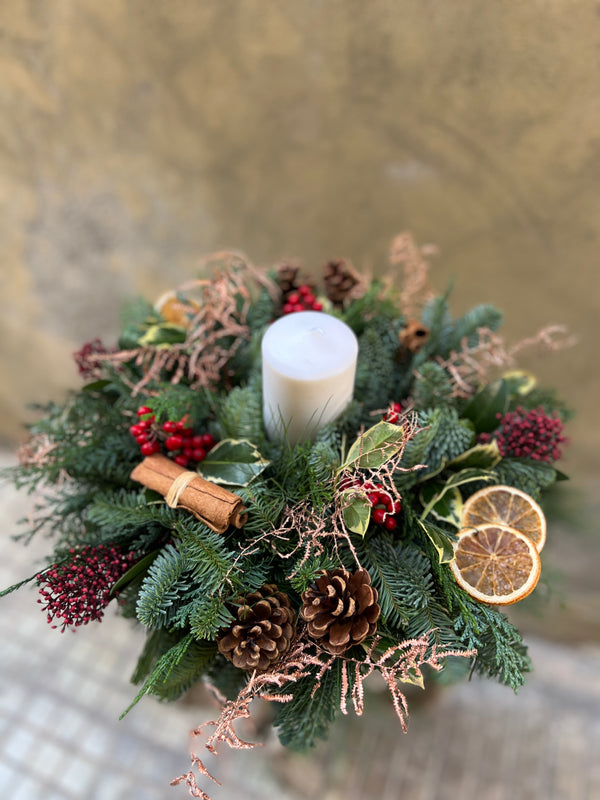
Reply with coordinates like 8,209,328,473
1,456,599,800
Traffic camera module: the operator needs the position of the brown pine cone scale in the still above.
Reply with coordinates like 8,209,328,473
217,585,296,672
301,568,380,655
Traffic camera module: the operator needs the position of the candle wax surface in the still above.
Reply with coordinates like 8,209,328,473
261,311,358,445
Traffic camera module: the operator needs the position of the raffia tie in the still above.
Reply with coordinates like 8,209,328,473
165,470,199,510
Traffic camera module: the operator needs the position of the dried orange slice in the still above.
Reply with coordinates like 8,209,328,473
450,523,541,605
462,485,546,552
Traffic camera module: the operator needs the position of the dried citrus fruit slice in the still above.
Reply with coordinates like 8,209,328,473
462,485,546,552
450,523,541,605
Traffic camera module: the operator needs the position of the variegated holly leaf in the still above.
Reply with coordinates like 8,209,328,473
341,421,405,470
198,439,270,486
448,441,501,470
417,519,456,563
138,323,187,348
420,468,495,527
420,483,463,527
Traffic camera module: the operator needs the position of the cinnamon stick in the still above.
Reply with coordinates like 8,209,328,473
130,454,247,534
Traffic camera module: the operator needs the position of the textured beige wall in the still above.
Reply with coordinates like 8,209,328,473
1,0,598,497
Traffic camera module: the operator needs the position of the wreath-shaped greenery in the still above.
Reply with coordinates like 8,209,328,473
3,235,572,796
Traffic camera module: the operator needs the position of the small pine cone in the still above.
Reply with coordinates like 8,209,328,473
399,319,430,354
217,584,296,672
276,262,301,296
323,258,362,307
301,568,380,655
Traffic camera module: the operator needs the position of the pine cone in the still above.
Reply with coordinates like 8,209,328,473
276,262,301,297
217,584,296,671
399,319,430,354
323,258,362,307
300,568,380,655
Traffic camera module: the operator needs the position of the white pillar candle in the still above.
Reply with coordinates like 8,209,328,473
262,311,358,445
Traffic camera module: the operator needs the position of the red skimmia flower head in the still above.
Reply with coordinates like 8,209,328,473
38,544,135,632
478,405,567,463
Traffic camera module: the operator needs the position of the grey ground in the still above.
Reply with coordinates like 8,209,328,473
1,455,598,800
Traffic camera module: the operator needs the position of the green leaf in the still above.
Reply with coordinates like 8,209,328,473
341,492,372,536
198,439,270,486
82,379,112,393
420,483,463,526
110,549,161,598
447,441,501,470
461,380,508,433
417,519,456,563
341,421,405,470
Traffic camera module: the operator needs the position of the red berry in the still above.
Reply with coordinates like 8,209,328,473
137,418,152,430
303,293,315,306
141,441,158,456
162,421,177,433
293,303,305,312
191,435,204,447
384,402,403,424
384,516,397,531
298,285,311,296
137,406,153,416
165,434,184,451
192,447,206,462
135,434,148,444
183,446,193,457
173,454,189,467
180,427,195,438
283,303,294,314
312,301,323,311
129,424,144,436
287,293,300,304
367,493,380,506
372,508,386,525
200,433,215,448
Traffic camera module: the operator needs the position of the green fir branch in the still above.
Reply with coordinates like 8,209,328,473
273,659,344,751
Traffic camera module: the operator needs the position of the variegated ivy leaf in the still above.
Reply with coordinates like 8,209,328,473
417,519,456,564
341,492,372,537
198,439,270,487
420,483,463,527
341,420,405,471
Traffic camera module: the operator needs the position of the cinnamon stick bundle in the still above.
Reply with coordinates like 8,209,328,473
131,454,247,533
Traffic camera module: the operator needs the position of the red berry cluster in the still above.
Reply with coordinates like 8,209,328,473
129,406,217,468
342,478,402,531
366,482,402,531
383,401,402,424
38,544,136,632
282,284,323,314
478,405,567,463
